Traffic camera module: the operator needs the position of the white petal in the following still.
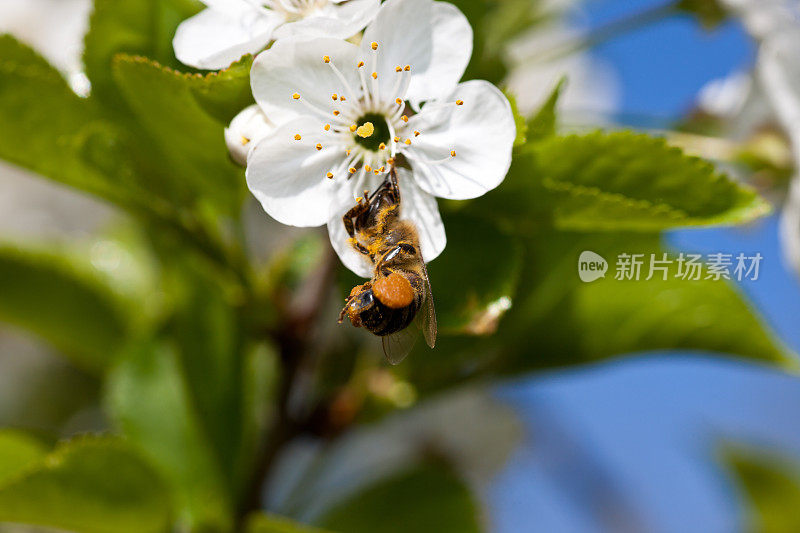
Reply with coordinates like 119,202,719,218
782,176,800,276
173,7,281,69
273,0,380,40
246,116,342,227
758,30,800,152
361,0,472,104
406,80,515,200
398,168,446,264
251,37,361,126
224,104,275,166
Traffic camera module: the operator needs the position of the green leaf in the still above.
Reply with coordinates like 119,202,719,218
112,55,246,216
502,231,793,371
0,436,171,533
479,132,771,233
428,213,522,334
0,430,47,485
527,76,565,142
247,512,330,533
0,245,129,373
106,339,233,531
320,462,482,533
537,132,772,230
186,54,256,124
0,36,134,204
504,89,528,147
725,448,800,533
84,0,202,105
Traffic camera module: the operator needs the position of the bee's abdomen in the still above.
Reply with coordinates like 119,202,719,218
360,299,417,336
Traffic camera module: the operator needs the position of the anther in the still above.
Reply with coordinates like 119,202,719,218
387,157,395,165
401,115,408,122
332,93,338,100
326,172,334,179
456,100,464,106
346,149,352,155
451,150,457,157
393,136,400,142
349,124,357,132
357,61,365,68
323,56,331,63
340,96,347,102
294,134,302,140
404,65,411,71
333,110,340,116
356,122,375,138
240,135,250,145
324,124,331,131
349,167,357,174
379,166,385,172
371,72,378,79
404,139,412,145
414,131,420,137
371,42,378,50
379,142,386,150
395,66,402,72
365,165,372,172
374,169,380,175
316,143,322,151
292,93,300,100
395,98,403,105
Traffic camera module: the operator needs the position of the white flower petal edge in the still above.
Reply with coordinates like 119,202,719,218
173,6,281,70
273,0,380,40
225,104,275,165
408,80,515,200
327,168,446,278
781,177,800,275
251,37,361,127
361,0,472,104
246,116,341,227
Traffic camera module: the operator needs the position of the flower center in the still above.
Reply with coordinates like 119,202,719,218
353,113,391,152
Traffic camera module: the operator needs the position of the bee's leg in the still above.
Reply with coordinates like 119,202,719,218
342,202,371,256
388,165,402,204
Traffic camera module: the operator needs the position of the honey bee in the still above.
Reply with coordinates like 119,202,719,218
337,166,437,364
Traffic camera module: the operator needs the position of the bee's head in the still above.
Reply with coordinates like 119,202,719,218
341,284,376,327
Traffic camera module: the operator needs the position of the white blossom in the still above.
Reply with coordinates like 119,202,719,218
173,0,380,70
225,104,275,165
244,0,515,276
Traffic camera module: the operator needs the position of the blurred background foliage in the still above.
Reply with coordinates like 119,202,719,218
0,0,799,531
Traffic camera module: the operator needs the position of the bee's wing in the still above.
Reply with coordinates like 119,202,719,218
381,327,418,365
418,260,437,349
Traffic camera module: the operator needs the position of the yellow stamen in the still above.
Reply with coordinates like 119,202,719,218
393,136,400,142
332,93,338,100
404,65,411,71
294,134,301,140
456,100,464,106
401,115,408,122
323,55,331,63
374,169,380,175
292,93,300,100
414,131,420,137
371,42,378,50
379,142,386,150
340,96,346,101
395,66,402,72
346,149,352,155
349,167,357,174
379,166,385,172
451,150,457,157
327,172,334,179
387,157,395,165
316,143,322,151
404,139,411,145
371,72,378,79
357,61,365,68
395,98,403,105
240,135,250,146
349,124,357,132
333,110,340,116
365,165,372,172
356,122,375,138
324,124,331,131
